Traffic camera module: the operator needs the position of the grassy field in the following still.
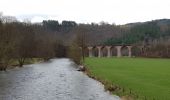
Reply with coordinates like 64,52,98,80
85,57,170,100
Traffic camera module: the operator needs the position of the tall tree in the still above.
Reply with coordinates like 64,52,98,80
74,27,87,63
14,23,36,67
0,22,16,70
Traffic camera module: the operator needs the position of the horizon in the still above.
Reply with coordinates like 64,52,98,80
0,0,170,25
1,13,169,25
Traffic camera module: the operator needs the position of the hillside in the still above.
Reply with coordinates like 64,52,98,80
104,19,170,45
41,19,170,45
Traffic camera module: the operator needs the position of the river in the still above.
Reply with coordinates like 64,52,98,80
0,58,120,100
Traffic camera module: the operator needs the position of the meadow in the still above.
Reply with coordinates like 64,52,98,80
85,57,170,100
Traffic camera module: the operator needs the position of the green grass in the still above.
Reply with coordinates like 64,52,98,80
85,57,170,100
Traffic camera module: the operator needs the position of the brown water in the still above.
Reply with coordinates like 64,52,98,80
0,58,120,100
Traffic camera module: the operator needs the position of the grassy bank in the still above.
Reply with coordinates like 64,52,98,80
85,57,170,100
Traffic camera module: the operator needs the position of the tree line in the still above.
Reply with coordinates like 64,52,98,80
1,14,170,70
104,19,170,58
0,15,81,71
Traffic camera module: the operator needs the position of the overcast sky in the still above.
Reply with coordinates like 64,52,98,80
0,0,170,24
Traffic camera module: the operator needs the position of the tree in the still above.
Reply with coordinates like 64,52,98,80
66,26,88,64
43,20,60,31
68,42,81,64
0,22,16,70
1,15,17,23
73,27,87,64
14,23,36,67
61,21,77,32
54,40,67,58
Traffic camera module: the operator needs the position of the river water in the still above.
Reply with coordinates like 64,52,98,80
0,58,120,100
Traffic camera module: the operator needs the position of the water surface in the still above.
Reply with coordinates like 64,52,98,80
0,59,120,100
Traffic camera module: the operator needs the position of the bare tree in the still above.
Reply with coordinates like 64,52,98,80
68,42,81,64
0,22,16,70
74,27,87,64
1,15,17,23
14,23,36,67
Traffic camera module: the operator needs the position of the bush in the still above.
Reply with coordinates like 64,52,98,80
68,43,81,64
142,42,170,58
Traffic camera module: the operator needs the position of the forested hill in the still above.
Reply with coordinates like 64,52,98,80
42,19,170,45
1,16,169,46
105,19,170,45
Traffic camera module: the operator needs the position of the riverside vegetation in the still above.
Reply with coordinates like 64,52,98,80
1,14,170,70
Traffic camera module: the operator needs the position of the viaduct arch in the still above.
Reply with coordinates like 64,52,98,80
82,45,143,58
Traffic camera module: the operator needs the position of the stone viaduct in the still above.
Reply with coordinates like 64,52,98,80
81,45,144,58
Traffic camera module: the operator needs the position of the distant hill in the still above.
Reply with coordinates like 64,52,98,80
41,19,170,45
123,19,170,27
104,19,170,45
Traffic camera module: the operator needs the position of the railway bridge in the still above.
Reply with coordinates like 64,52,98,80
80,45,145,58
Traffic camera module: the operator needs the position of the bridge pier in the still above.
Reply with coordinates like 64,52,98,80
127,46,132,57
97,46,103,58
106,46,112,57
88,47,93,57
115,46,122,57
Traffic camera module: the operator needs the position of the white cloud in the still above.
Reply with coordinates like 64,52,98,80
31,16,46,23
0,0,170,24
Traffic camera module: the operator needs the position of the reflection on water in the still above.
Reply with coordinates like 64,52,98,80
0,58,120,100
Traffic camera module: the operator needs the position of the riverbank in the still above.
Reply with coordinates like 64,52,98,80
84,67,134,100
85,57,170,100
7,58,43,69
